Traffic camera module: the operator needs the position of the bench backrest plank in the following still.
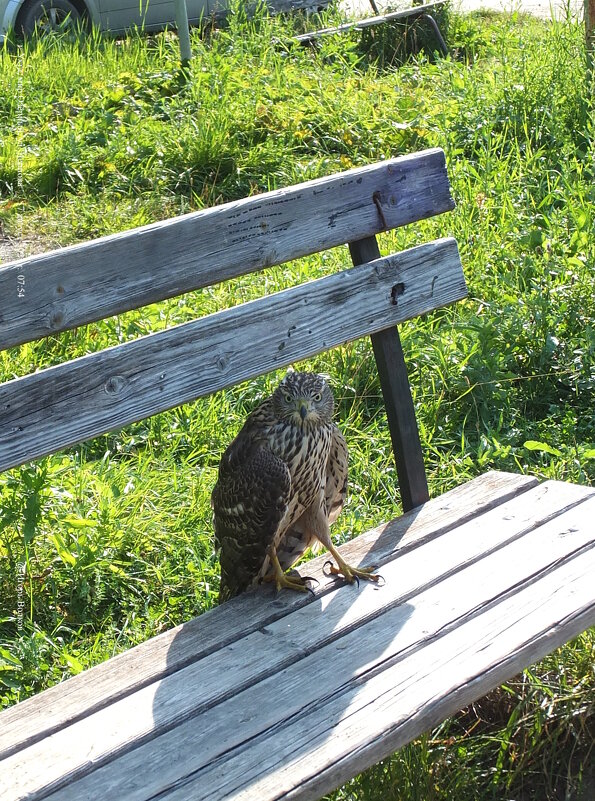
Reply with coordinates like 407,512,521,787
1,149,462,517
0,149,454,350
0,239,464,473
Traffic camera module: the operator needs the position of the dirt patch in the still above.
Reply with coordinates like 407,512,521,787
342,0,582,21
0,232,60,265
0,234,21,265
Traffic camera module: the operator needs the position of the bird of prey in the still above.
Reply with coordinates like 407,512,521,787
212,371,379,602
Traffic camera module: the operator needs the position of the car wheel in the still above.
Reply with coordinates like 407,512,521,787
18,0,85,37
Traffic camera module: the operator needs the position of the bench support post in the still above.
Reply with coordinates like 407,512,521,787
349,236,430,512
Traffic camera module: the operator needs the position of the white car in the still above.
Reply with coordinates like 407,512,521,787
0,0,326,41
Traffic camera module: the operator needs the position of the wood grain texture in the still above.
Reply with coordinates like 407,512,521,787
0,238,465,473
219,554,595,801
0,471,538,760
0,149,454,350
349,236,429,512
14,490,594,801
6,479,585,793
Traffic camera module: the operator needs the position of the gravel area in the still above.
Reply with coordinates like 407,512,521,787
342,0,583,20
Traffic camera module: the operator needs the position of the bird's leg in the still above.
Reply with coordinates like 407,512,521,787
323,542,380,584
261,545,311,594
315,517,379,585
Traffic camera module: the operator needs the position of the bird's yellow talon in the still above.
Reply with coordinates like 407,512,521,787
261,548,314,594
324,557,380,585
262,571,311,593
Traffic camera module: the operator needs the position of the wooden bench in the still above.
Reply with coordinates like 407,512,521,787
295,2,449,58
1,149,594,801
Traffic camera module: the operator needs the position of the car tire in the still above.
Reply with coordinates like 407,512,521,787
18,0,85,37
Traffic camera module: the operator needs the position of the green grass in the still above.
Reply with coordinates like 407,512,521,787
1,5,594,799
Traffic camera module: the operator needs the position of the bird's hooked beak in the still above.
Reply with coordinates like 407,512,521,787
292,397,314,426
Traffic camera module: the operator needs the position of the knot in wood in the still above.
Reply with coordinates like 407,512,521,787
104,375,127,396
49,310,64,329
391,283,405,304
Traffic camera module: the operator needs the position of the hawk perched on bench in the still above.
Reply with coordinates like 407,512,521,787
212,371,379,602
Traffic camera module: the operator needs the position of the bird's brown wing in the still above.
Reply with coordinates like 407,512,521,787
325,423,348,523
212,425,291,602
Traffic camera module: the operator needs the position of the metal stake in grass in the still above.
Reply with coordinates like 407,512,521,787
587,0,595,72
174,0,192,68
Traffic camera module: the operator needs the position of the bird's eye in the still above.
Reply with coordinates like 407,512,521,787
284,393,292,403
313,393,322,402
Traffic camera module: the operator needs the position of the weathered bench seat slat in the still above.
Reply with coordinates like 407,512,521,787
0,238,464,474
0,471,537,762
0,148,453,350
5,474,594,801
203,537,594,801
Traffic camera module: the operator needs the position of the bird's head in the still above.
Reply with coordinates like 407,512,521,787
272,372,334,428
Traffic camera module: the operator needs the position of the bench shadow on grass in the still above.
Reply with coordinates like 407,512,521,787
148,512,420,799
